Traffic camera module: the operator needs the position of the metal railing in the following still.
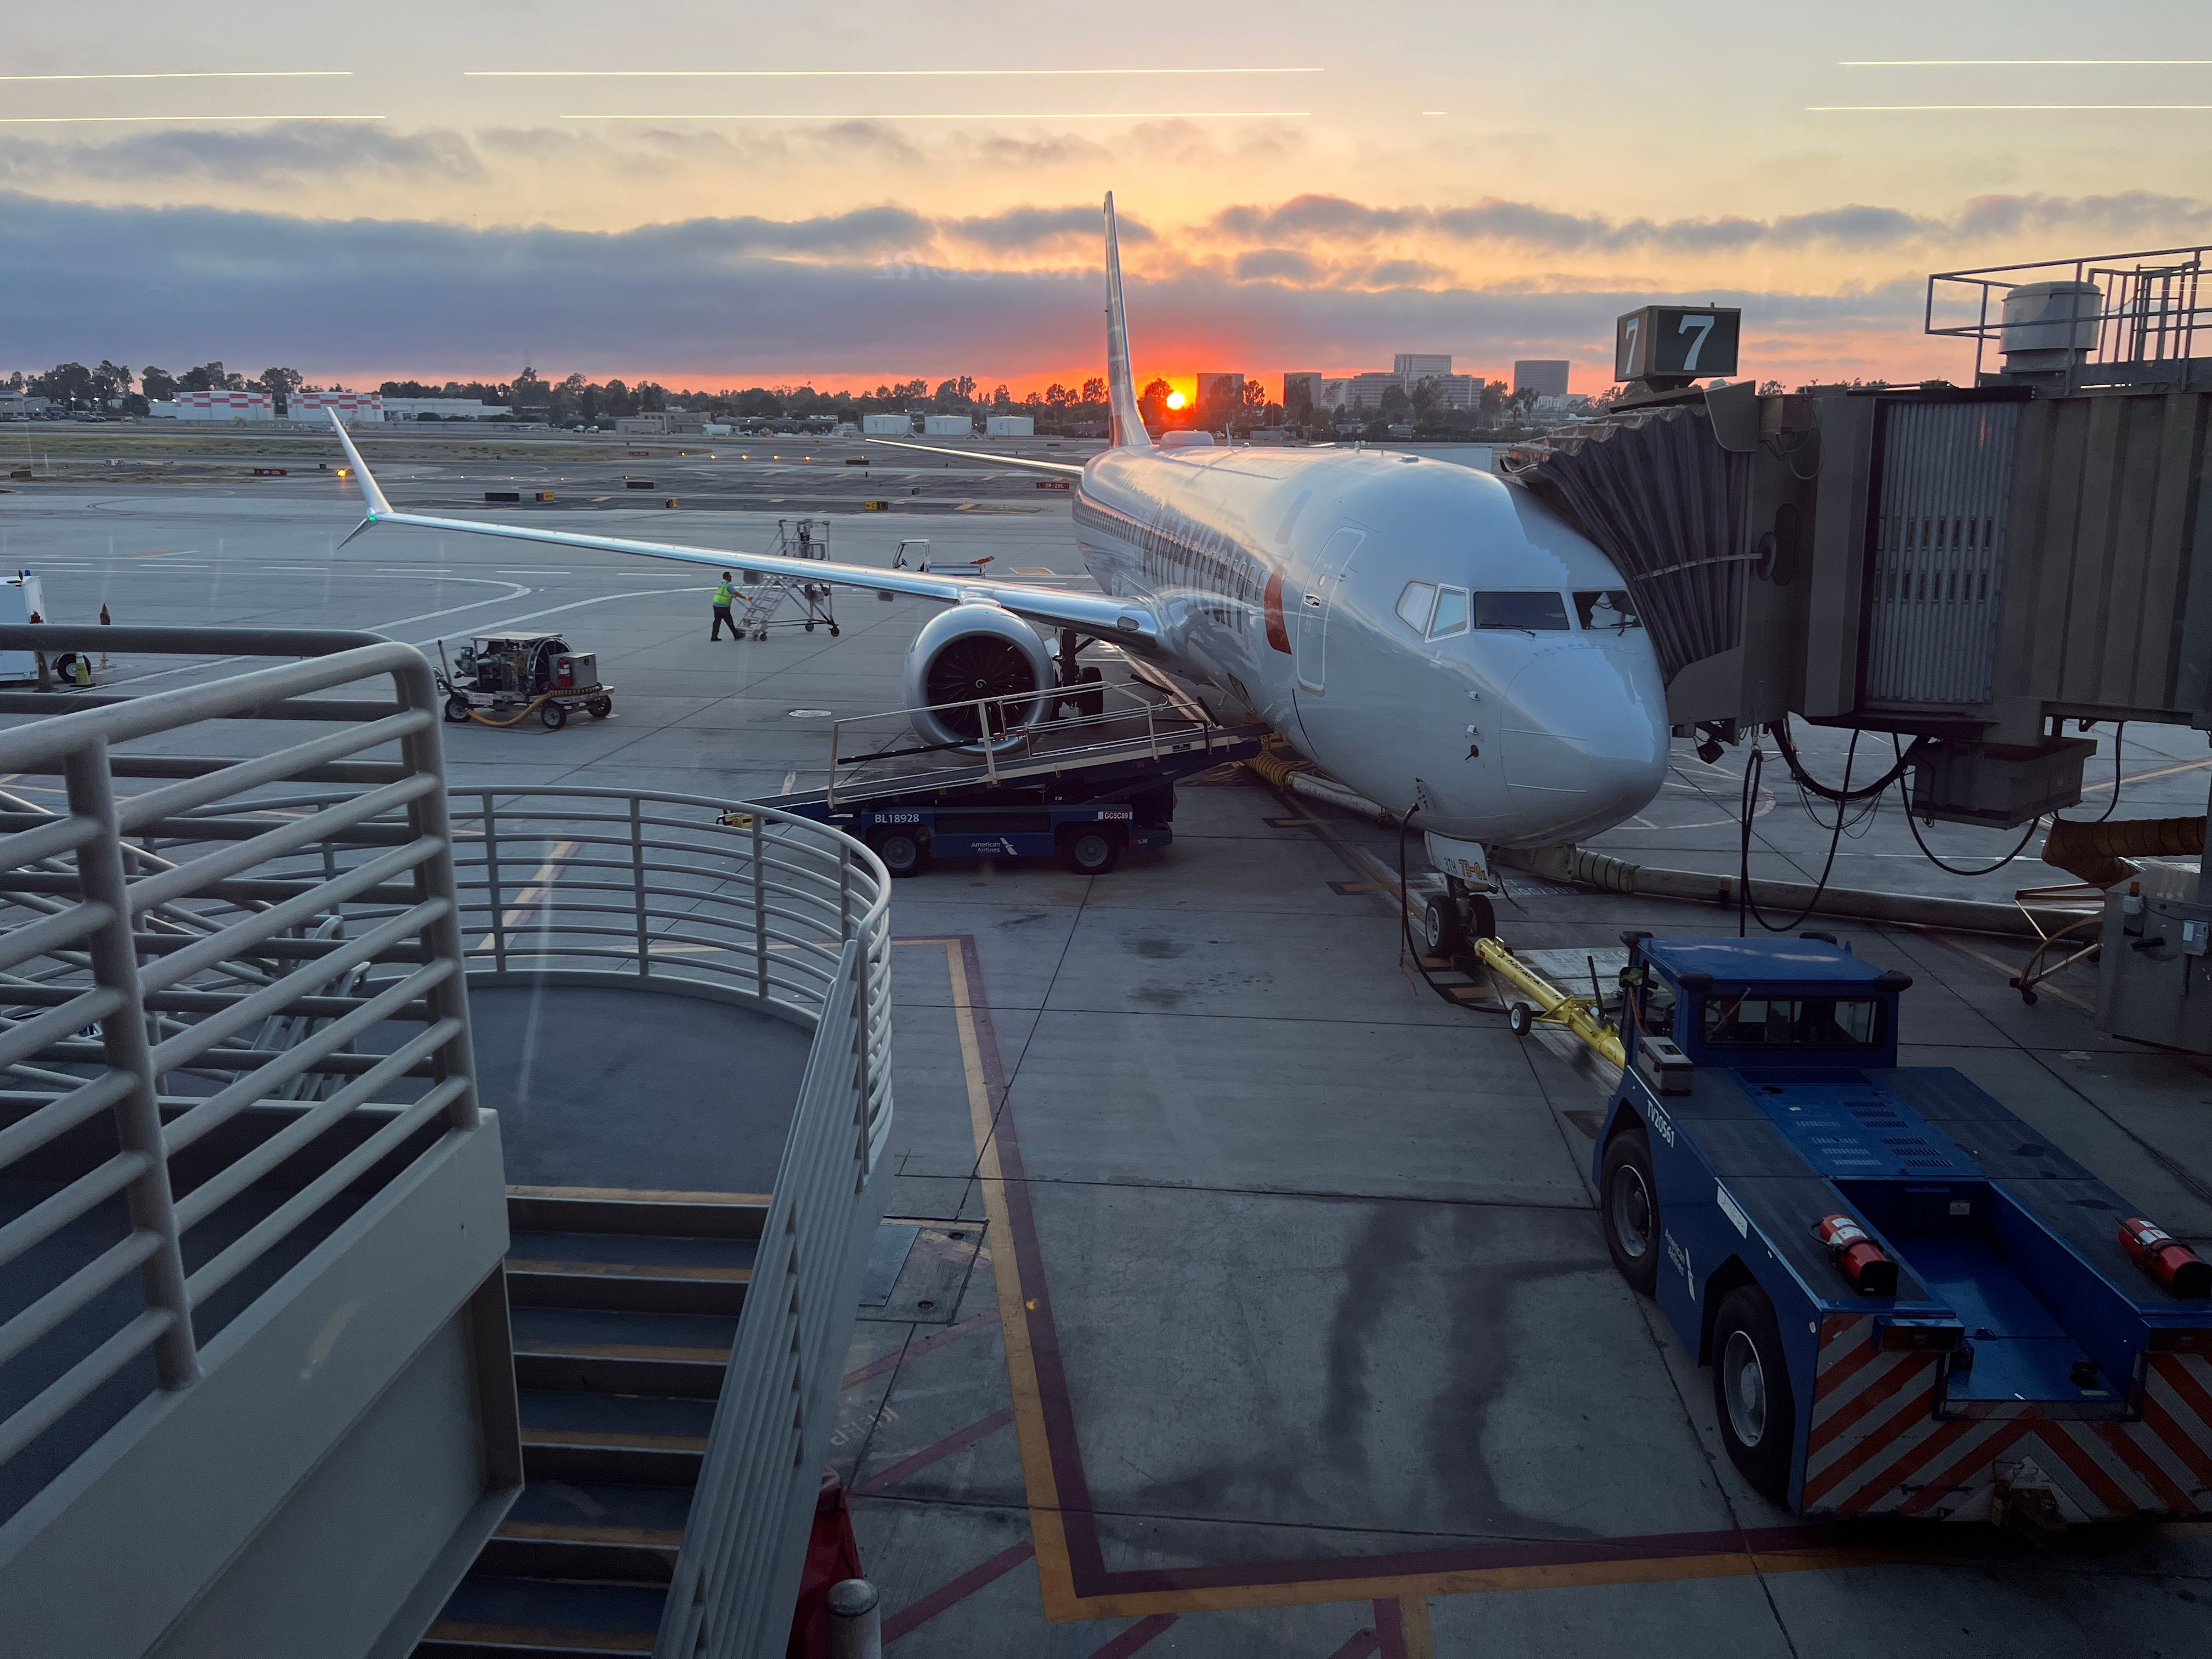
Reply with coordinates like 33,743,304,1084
0,629,893,1650
1927,244,2209,391
163,780,894,1651
0,628,479,1492
825,676,1214,806
656,933,881,1658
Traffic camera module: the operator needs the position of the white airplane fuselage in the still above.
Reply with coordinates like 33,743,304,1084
1071,442,1671,846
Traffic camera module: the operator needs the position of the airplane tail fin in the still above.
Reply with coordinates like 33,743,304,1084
1103,193,1152,450
325,408,392,545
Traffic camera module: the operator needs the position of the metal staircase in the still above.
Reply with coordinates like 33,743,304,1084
420,1187,769,1658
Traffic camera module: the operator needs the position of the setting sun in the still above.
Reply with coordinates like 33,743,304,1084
1164,390,1187,410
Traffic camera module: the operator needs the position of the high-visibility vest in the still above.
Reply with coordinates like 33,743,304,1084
713,580,735,606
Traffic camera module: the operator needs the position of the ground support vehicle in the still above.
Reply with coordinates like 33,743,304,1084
1595,933,2212,1526
763,681,1266,876
435,632,613,730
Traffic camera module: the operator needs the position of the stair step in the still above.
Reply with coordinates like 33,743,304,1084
506,1230,754,1316
473,1535,676,1585
421,1576,665,1656
509,1306,732,1397
519,1391,713,1489
501,1480,693,1544
507,1185,769,1241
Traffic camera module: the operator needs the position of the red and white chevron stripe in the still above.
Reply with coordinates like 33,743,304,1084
1798,1316,2212,1519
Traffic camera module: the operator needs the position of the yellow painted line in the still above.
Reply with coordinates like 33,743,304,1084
1401,1595,1437,1658
496,1520,684,1548
476,837,578,950
508,1183,771,1205
520,1427,707,1452
939,939,1084,1618
507,1257,750,1282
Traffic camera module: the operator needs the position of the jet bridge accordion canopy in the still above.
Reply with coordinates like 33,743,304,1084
1506,403,1750,682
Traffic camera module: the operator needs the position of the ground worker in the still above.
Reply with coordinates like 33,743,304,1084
711,572,743,641
99,603,111,665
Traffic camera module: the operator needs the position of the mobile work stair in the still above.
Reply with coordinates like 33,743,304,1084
418,1186,765,1658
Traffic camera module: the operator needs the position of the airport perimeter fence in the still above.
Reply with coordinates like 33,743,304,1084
0,629,892,1655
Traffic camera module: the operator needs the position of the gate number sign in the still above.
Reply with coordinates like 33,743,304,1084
1615,305,1742,382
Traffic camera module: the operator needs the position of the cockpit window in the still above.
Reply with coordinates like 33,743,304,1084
1395,582,1437,634
1575,589,1641,630
1427,587,1470,640
1473,591,1570,631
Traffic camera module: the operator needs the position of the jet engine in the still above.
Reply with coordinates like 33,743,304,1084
902,602,1057,747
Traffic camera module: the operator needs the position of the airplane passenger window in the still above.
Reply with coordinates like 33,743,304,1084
1574,589,1640,630
1427,587,1470,640
1472,591,1570,631
1395,582,1437,633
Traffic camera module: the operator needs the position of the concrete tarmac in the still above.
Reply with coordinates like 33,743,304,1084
2,468,2207,1656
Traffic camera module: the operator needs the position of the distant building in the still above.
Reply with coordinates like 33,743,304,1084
860,414,910,435
289,390,382,425
921,415,972,436
1427,373,1480,411
1393,353,1451,382
1196,373,1245,408
2,393,55,419
1343,370,1402,410
174,390,274,422
1282,371,1323,410
1317,379,1348,410
383,398,505,421
984,415,1034,437
1514,360,1570,399
614,415,668,435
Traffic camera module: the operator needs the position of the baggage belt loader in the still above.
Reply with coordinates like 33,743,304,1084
1593,932,2212,1526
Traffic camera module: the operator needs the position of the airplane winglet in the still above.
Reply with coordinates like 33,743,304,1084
1102,192,1152,452
325,407,393,523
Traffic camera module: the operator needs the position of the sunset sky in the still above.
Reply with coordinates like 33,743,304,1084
5,1,2210,397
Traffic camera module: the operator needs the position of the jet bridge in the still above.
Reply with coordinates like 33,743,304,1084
1507,240,2212,832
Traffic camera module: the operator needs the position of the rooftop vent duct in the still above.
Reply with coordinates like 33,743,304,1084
2000,280,2103,375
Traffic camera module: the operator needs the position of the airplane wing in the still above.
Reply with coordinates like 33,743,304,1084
325,413,1156,642
862,437,1084,475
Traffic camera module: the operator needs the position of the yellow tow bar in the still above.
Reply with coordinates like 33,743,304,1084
1471,936,1626,1068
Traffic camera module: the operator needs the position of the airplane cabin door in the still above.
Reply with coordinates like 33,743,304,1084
1295,527,1362,694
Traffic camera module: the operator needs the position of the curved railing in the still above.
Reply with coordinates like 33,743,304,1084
439,786,893,1164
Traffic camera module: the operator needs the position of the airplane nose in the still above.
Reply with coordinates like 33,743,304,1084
1498,647,1668,832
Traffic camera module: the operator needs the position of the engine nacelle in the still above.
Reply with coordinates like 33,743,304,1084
902,603,1057,747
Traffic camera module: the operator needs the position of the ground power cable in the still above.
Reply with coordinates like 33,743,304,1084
1736,732,1860,936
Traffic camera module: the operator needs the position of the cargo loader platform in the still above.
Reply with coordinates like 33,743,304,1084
759,679,1268,875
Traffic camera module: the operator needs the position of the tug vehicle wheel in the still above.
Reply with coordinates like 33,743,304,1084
1713,1284,1796,1503
1600,1124,1660,1295
540,701,567,730
1062,827,1120,875
444,696,471,724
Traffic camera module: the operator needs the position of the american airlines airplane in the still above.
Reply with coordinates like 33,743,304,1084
328,194,1669,946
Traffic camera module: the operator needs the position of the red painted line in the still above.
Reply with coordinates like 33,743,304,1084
1901,1420,2033,1517
1810,1326,1883,1406
2039,1425,2139,1516
1324,1632,1381,1659
2140,1393,2212,1485
2095,1420,2195,1512
855,1408,1015,1497
842,1310,1001,1391
2155,1356,2212,1448
1838,1412,1987,1516
882,1541,1036,1643
1087,1613,1178,1657
1805,1356,1926,1458
1373,1597,1407,1659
